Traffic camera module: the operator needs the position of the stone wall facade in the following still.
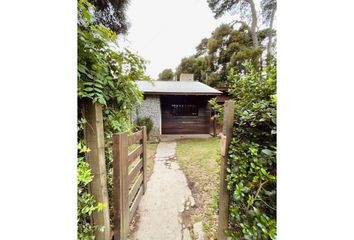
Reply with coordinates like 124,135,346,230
179,73,194,81
132,95,161,142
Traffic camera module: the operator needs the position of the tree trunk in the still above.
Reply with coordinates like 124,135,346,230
267,8,276,59
248,0,259,48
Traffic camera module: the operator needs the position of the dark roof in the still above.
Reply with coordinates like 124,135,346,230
135,80,222,96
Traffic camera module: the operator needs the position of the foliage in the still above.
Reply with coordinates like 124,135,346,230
78,0,145,108
136,116,154,135
207,0,276,52
77,0,147,238
195,38,209,57
208,98,224,125
206,24,262,86
78,0,147,140
207,0,247,19
174,24,264,87
226,61,276,239
261,0,277,24
175,56,208,82
158,68,174,80
88,0,130,34
77,120,105,239
260,0,277,60
208,0,261,48
170,0,276,87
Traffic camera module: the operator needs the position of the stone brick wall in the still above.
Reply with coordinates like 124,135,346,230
132,95,161,142
179,73,194,81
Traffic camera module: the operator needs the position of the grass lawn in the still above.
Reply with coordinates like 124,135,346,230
176,138,220,240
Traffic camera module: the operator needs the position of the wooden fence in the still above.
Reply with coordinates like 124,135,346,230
111,127,147,240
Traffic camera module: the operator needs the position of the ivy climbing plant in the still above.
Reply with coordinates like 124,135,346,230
226,61,276,239
77,0,148,238
78,0,146,110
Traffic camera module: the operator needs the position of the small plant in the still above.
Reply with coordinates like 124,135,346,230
136,116,153,135
208,98,224,125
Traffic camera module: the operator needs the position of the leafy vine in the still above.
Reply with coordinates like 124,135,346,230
226,61,276,239
77,0,148,238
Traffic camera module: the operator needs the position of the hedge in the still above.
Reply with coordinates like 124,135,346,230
226,61,276,239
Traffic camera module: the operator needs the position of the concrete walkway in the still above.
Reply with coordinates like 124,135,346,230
129,141,195,240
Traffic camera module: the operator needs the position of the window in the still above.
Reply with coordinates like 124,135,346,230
171,104,198,116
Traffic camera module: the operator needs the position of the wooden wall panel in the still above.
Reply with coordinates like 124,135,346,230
161,95,212,134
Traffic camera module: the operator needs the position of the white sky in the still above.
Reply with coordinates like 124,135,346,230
119,0,237,79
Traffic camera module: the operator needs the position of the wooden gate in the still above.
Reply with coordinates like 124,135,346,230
111,127,147,240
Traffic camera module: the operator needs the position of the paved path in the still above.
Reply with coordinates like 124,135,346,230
129,141,195,240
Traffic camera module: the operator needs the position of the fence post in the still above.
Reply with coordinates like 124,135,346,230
217,100,235,240
83,101,111,240
142,126,147,193
112,132,129,240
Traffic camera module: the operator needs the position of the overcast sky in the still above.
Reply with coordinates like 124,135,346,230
119,0,237,79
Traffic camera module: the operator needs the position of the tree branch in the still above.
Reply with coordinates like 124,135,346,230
229,20,253,34
254,180,268,201
255,198,276,211
246,0,259,47
246,180,268,211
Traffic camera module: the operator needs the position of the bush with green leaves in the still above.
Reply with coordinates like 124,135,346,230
77,0,148,238
208,97,224,125
226,61,276,239
136,116,153,135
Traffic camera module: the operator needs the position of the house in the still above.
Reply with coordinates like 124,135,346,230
133,80,222,141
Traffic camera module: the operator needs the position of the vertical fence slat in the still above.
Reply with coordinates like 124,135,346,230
142,126,147,193
217,100,235,240
112,132,129,240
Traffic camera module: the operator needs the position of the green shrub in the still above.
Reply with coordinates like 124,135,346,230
208,97,224,125
136,116,154,135
226,61,276,239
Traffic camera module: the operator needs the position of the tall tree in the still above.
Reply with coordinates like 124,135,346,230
175,56,208,82
174,24,266,87
261,0,277,59
158,68,174,80
206,24,263,86
195,38,209,57
89,0,130,34
208,0,259,48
